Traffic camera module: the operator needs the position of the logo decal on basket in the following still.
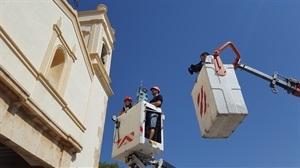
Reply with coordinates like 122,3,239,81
117,131,134,149
197,85,208,118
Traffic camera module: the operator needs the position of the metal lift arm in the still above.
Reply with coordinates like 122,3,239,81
125,153,175,168
213,41,300,98
237,64,300,98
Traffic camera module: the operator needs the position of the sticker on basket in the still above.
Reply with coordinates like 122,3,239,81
117,131,134,149
197,85,208,118
150,140,157,146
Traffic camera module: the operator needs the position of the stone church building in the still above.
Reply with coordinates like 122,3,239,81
0,0,115,167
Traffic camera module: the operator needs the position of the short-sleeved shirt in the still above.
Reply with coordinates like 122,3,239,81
149,95,163,107
205,55,214,64
195,61,205,73
122,107,130,111
122,105,132,112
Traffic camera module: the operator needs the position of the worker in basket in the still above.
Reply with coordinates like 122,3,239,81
188,52,214,75
147,86,163,141
118,96,133,116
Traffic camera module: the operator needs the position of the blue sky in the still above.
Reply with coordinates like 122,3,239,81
69,0,300,167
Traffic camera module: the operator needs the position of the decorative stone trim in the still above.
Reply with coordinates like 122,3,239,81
53,23,77,62
90,53,113,96
54,0,95,80
79,19,114,50
0,66,82,153
38,74,86,131
0,26,86,132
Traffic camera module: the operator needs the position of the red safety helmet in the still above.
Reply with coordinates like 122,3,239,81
150,86,160,93
123,96,132,102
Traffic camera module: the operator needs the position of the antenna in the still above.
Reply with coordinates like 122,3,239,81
73,0,79,8
140,80,143,87
136,80,148,102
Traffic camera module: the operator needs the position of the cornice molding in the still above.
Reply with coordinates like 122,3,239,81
53,23,77,62
54,0,95,80
38,74,86,131
0,66,82,153
90,53,113,96
0,26,86,132
79,18,114,51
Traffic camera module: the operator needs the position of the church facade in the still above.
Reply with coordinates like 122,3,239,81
0,0,115,167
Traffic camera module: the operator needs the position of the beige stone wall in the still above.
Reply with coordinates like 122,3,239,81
0,0,115,167
0,73,72,167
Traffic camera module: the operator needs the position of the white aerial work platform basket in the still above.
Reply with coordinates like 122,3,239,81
112,100,164,162
191,64,248,138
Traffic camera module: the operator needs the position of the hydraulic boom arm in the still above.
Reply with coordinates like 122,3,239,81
237,64,300,98
212,41,300,98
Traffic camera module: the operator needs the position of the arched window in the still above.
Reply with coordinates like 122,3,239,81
47,48,66,89
101,44,108,65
